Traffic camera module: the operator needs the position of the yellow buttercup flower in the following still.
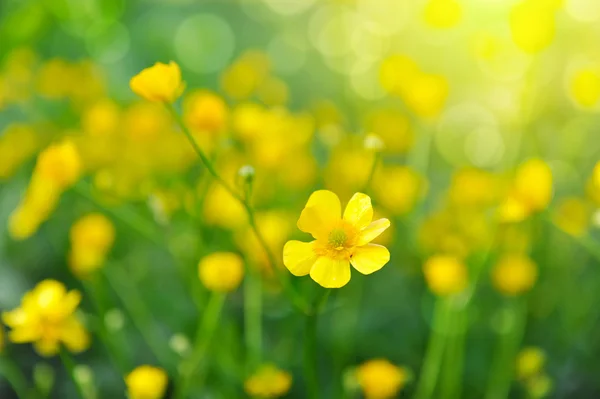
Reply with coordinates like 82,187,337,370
510,0,556,54
356,359,410,399
513,159,553,211
183,90,228,134
198,252,245,293
569,67,600,108
69,213,116,277
373,166,423,215
402,72,449,119
423,255,468,296
125,365,168,399
424,0,462,29
244,364,292,399
516,347,546,380
283,191,391,288
552,197,590,237
492,254,537,296
130,61,184,103
2,280,90,357
35,140,82,190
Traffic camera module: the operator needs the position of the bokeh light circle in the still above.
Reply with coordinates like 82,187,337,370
267,33,307,75
86,22,130,64
175,14,235,74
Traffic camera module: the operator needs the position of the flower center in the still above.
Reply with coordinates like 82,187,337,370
328,228,347,250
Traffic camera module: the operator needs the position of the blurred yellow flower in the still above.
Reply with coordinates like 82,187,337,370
492,254,537,296
402,72,449,119
526,373,553,399
183,90,228,134
2,280,90,357
130,61,184,103
82,99,120,136
424,0,462,29
552,197,590,237
569,67,600,109
510,0,556,53
423,255,468,296
203,183,248,229
379,55,419,97
283,191,390,288
516,347,546,380
69,213,116,277
365,109,413,154
449,168,501,208
232,103,266,141
373,166,423,216
0,123,39,180
244,364,292,399
198,252,245,292
356,359,410,399
125,365,168,399
35,140,82,190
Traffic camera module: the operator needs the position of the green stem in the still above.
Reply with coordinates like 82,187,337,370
167,103,310,314
304,312,319,399
484,299,527,399
0,354,33,398
414,297,451,399
363,152,380,193
244,270,262,373
440,298,467,399
175,292,226,398
102,267,175,372
59,349,86,399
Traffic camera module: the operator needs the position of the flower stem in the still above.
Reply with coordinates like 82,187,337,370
244,270,262,373
175,292,226,398
167,103,310,314
59,349,86,399
439,297,467,399
484,298,527,399
304,312,319,399
0,354,34,398
414,297,451,399
363,152,380,193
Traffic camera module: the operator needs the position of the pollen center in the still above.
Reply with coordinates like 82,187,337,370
328,228,347,249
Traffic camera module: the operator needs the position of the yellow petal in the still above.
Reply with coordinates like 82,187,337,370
283,240,317,276
357,218,391,246
343,193,373,230
297,190,341,239
60,317,90,353
33,337,60,357
9,326,42,343
351,244,390,275
309,256,351,288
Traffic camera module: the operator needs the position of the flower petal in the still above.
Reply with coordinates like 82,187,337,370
60,317,90,353
297,190,341,239
33,337,60,357
309,257,351,288
351,244,390,275
343,193,373,230
283,240,317,276
357,218,391,246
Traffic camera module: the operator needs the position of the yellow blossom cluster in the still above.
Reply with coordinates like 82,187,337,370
68,213,116,278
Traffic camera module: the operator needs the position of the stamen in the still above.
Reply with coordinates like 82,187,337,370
328,228,347,249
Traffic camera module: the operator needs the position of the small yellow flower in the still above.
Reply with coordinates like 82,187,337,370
526,373,553,399
402,72,449,119
569,68,600,108
244,364,292,399
373,166,423,216
2,280,90,357
35,140,82,190
183,90,228,134
125,365,168,399
510,0,556,54
283,191,391,288
130,61,184,103
424,0,462,29
69,213,116,277
198,252,245,293
516,347,546,380
553,197,590,237
356,359,410,399
423,255,468,296
492,254,538,296
513,159,553,212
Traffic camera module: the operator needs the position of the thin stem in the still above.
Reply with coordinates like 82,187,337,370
0,354,33,398
167,103,310,314
175,292,226,398
414,297,451,399
484,299,527,399
59,349,86,399
363,152,380,193
304,312,319,399
244,270,262,373
102,267,175,372
440,298,467,399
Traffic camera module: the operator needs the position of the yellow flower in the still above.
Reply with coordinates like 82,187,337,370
183,90,228,134
569,67,600,108
373,166,423,215
514,159,553,211
526,373,553,399
424,0,462,29
449,168,500,208
198,252,245,292
516,347,546,380
130,61,184,103
552,197,590,237
2,280,90,357
82,99,120,136
283,191,391,288
492,254,537,296
379,55,419,97
69,213,116,277
232,103,266,141
35,140,82,190
510,0,556,54
125,365,168,399
356,359,410,399
402,72,449,119
423,255,468,296
244,364,292,399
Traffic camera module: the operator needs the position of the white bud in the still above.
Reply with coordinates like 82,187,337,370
169,333,191,356
239,165,255,180
104,308,125,332
364,133,385,152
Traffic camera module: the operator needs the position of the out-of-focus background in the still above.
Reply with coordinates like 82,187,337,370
2,0,600,398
